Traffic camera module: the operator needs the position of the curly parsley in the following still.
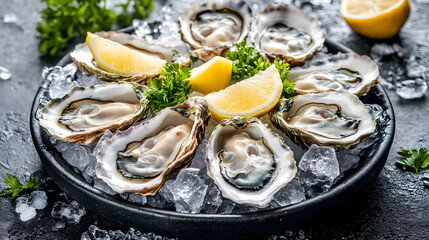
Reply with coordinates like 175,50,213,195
225,41,295,98
0,174,39,199
396,147,429,173
37,0,153,56
146,63,192,112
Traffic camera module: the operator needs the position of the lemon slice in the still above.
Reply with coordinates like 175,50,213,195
189,56,232,95
205,65,283,121
86,32,166,76
340,0,410,39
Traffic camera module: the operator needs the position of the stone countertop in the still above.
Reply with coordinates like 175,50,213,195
0,0,428,239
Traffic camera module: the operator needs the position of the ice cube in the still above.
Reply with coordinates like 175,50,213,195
336,149,360,173
15,195,37,222
201,182,223,214
298,144,340,197
28,190,48,210
51,200,86,224
406,58,427,79
216,199,236,214
164,168,208,213
61,144,91,171
93,178,116,195
127,193,147,205
370,43,396,60
274,179,306,207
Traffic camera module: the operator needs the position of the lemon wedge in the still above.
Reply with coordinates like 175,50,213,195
205,65,283,121
86,32,166,76
340,0,410,39
189,56,232,95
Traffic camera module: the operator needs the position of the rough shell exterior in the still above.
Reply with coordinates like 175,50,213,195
39,82,148,145
253,4,326,66
206,117,297,208
95,97,211,195
179,0,252,62
269,91,376,149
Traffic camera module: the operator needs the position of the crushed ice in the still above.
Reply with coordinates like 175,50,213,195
15,191,48,222
81,225,177,240
51,200,86,223
0,66,11,81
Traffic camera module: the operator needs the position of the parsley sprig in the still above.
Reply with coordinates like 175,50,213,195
146,63,193,112
0,174,39,199
225,41,295,98
37,0,153,56
396,147,429,173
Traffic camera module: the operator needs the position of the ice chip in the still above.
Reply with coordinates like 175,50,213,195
166,168,208,213
127,193,147,205
336,150,361,173
28,190,48,210
61,144,91,171
395,79,428,99
0,66,11,81
370,43,396,60
298,144,340,197
274,179,306,207
216,199,236,214
93,178,116,195
15,195,38,222
201,182,223,214
51,200,86,224
82,225,110,240
3,13,18,24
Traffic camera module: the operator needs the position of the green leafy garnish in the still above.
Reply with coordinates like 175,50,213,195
225,41,295,99
0,174,39,199
395,147,429,173
37,0,153,56
146,63,193,112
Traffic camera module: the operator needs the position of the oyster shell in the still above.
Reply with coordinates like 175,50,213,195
70,31,190,83
95,97,210,195
179,0,252,62
253,4,325,66
39,82,148,145
290,53,379,96
206,117,296,208
270,91,376,149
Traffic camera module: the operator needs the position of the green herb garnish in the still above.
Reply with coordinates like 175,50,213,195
225,41,295,98
37,0,153,56
146,63,192,112
396,147,429,173
0,174,39,199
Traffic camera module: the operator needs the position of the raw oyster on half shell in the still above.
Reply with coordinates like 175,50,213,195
253,4,325,66
39,82,148,145
179,0,252,62
206,117,296,208
95,97,210,195
70,31,191,83
270,91,376,149
290,53,379,96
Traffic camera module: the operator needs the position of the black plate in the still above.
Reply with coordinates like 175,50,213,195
30,39,395,240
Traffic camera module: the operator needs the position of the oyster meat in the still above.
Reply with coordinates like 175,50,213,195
96,97,210,194
253,4,325,66
290,53,379,96
179,0,252,61
70,31,190,83
39,82,148,145
270,91,376,149
206,117,296,208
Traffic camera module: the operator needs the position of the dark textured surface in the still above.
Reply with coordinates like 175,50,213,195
0,0,428,239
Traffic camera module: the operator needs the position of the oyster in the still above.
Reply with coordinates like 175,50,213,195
95,97,210,194
70,31,190,83
270,91,376,149
253,4,325,66
39,82,148,145
206,117,296,208
179,0,252,62
290,53,379,96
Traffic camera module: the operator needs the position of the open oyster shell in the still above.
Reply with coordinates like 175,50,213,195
253,4,325,66
179,0,252,62
206,117,296,208
290,53,379,96
70,31,191,84
39,82,148,145
270,91,376,149
95,97,210,195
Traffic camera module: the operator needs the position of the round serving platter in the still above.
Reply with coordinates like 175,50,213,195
30,39,395,240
